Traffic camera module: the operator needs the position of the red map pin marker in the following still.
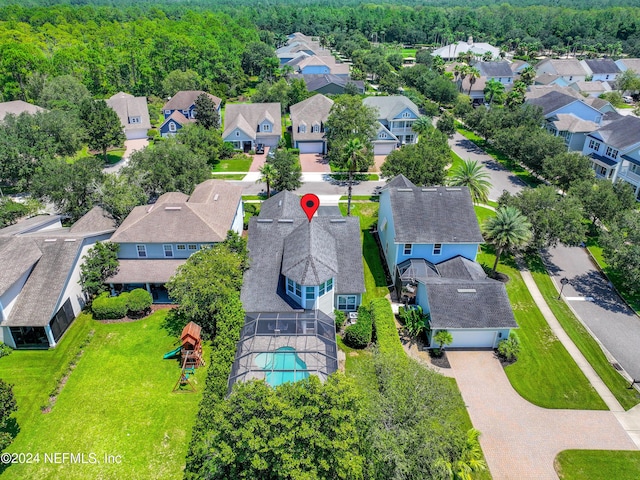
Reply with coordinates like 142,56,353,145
300,194,320,222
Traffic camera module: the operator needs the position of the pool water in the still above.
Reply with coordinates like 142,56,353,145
254,346,309,387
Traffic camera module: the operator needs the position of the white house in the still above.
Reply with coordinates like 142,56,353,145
106,92,151,140
290,94,333,154
431,37,500,62
363,96,421,155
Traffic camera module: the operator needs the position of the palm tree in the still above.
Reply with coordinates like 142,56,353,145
436,428,487,480
519,65,536,86
433,330,453,354
483,79,505,105
343,138,367,216
449,160,492,205
483,206,532,276
412,115,433,137
467,67,480,95
257,163,277,198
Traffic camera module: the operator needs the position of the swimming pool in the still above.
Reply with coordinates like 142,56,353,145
254,346,309,387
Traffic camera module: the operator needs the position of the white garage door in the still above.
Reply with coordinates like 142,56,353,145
298,142,324,154
448,330,497,348
374,142,396,156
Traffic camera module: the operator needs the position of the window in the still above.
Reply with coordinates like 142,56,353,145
262,123,271,132
299,125,306,133
129,116,141,124
182,109,189,115
588,139,601,151
200,244,213,249
163,244,174,258
287,278,295,294
168,122,177,132
319,282,326,296
188,244,197,250
337,295,357,311
402,111,412,118
319,278,333,296
164,110,171,115
312,124,320,133
433,243,442,255
235,131,240,137
406,135,414,143
379,132,387,139
306,286,315,300
596,165,608,177
605,146,619,159
190,110,196,118
176,244,186,251
136,245,147,258
403,243,412,255
326,278,333,292
295,282,301,297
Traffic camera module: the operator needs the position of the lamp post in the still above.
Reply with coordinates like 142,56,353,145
558,277,569,300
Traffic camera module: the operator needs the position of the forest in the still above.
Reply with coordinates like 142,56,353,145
3,1,640,101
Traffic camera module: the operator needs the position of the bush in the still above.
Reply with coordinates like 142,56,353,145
398,305,429,338
92,291,129,320
369,298,403,356
334,310,346,331
343,305,373,349
287,148,300,155
126,288,152,316
497,332,520,362
0,342,12,358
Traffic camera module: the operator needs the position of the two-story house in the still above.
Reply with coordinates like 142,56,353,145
106,92,151,140
160,90,222,137
535,59,590,84
106,180,244,301
475,61,515,84
290,94,333,154
228,191,364,389
363,96,421,155
0,207,117,349
580,58,622,82
582,115,640,201
377,175,517,348
223,103,282,152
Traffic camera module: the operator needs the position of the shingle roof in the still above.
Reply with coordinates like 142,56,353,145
583,58,621,75
588,115,640,151
106,259,187,284
538,59,589,76
69,206,117,234
526,91,579,116
383,174,416,189
363,95,420,122
617,58,640,74
106,92,151,131
240,192,364,313
549,114,598,133
435,256,486,281
0,215,62,237
476,61,513,78
160,110,193,130
281,221,338,285
0,100,45,122
290,94,333,143
163,90,221,111
387,183,484,244
571,80,610,94
110,180,242,243
534,73,564,85
0,238,41,295
223,103,281,140
300,74,364,93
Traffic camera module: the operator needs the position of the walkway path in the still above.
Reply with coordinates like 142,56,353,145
448,350,636,480
102,138,148,174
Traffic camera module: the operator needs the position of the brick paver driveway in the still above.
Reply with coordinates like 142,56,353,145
299,153,330,172
447,350,636,480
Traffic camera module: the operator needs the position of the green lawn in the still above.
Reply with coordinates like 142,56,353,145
448,149,465,174
330,173,379,181
476,247,607,410
474,205,495,225
586,241,640,314
211,173,246,180
66,147,125,166
0,311,207,479
555,450,640,479
455,125,540,188
527,255,640,410
211,155,253,173
339,195,379,201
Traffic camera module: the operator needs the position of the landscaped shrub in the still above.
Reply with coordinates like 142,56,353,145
398,305,429,338
497,332,521,362
0,342,12,358
334,310,346,332
370,298,403,356
126,288,152,316
91,292,129,320
343,305,373,349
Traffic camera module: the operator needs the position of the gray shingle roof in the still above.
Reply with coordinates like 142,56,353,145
300,74,365,93
290,94,333,143
583,59,621,75
387,183,484,244
106,92,151,132
0,100,45,122
383,174,416,189
241,192,364,313
538,59,589,76
69,206,116,234
0,238,41,296
476,61,513,78
106,259,187,284
526,91,577,116
110,180,242,243
162,90,221,111
223,103,281,140
435,255,486,281
0,215,62,237
363,95,420,122
588,115,640,151
282,221,338,285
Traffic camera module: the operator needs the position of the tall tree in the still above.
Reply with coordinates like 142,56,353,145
412,115,433,137
484,79,505,105
266,149,302,193
519,66,537,86
542,152,593,192
78,99,125,162
483,206,532,275
569,178,635,225
436,111,456,137
343,138,368,216
162,69,201,97
448,159,492,205
194,93,220,130
94,173,147,225
39,75,91,111
79,241,120,299
257,162,277,198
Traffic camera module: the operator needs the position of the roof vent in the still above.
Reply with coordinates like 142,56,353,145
44,238,57,242
213,194,219,201
278,200,282,207
457,288,477,293
397,188,413,192
164,206,182,211
330,219,346,223
64,238,77,242
421,188,437,192
446,187,462,191
278,219,294,223
257,219,274,223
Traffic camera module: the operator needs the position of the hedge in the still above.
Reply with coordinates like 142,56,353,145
370,298,404,356
92,292,129,320
126,288,152,314
344,304,373,349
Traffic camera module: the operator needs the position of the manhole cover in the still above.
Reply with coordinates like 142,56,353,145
611,363,622,371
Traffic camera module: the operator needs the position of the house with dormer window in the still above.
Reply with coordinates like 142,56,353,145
582,115,640,201
160,91,222,137
106,92,151,140
290,94,333,154
376,175,517,348
223,103,282,152
363,96,421,155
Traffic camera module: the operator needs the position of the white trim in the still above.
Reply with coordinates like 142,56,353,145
136,244,147,258
163,244,174,258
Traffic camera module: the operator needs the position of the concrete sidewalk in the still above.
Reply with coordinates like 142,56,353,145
519,264,640,447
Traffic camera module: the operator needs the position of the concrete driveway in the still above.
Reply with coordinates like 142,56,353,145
103,138,148,174
449,131,526,201
299,153,330,172
543,245,640,381
448,350,636,480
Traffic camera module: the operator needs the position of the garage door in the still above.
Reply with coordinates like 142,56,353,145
298,142,325,154
447,330,497,348
374,142,396,156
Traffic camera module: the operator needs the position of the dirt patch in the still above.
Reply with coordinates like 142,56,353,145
429,350,451,369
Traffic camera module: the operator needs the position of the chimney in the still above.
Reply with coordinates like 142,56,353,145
468,36,474,45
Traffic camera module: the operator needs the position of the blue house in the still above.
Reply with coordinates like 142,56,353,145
377,175,517,348
160,90,222,137
363,96,421,155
